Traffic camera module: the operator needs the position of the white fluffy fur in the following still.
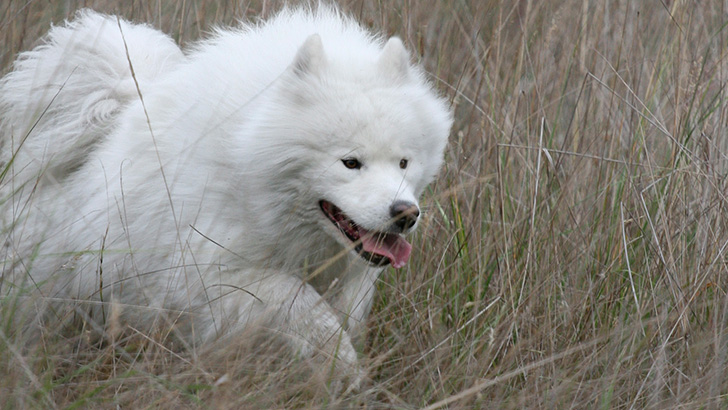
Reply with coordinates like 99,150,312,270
0,7,451,382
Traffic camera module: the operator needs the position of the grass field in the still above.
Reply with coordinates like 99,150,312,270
3,0,728,408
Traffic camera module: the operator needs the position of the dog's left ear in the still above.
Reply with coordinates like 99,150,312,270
378,37,410,82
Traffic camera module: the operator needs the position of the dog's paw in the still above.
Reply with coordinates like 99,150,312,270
310,328,367,394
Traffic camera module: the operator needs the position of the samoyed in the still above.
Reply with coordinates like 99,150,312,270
0,6,451,383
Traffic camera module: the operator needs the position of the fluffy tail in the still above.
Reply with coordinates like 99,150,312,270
0,10,183,189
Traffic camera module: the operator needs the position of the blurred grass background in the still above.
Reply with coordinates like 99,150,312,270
3,0,728,408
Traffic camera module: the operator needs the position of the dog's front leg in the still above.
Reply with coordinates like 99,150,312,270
211,270,364,389
329,267,381,343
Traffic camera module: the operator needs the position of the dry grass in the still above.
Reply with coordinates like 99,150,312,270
3,0,728,408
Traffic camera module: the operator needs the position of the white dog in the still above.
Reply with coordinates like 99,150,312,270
0,6,451,383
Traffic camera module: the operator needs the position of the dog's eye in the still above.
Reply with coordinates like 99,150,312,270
342,158,362,169
399,159,408,169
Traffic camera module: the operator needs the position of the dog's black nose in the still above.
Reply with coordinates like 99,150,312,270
390,200,420,231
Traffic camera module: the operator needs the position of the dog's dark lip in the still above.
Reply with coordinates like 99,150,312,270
319,200,391,267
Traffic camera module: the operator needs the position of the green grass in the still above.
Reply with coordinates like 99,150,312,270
3,0,728,408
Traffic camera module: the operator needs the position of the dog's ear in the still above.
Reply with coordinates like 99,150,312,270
378,37,410,82
292,34,326,77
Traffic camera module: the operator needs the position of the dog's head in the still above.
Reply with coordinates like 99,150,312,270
253,34,452,268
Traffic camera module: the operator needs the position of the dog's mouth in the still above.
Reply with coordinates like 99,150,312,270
319,200,412,268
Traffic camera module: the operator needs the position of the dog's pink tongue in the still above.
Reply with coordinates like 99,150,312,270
360,230,412,268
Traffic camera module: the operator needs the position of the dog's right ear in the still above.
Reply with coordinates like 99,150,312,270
292,34,326,78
